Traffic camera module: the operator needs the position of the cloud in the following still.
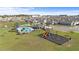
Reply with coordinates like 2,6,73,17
0,7,79,15
0,7,35,15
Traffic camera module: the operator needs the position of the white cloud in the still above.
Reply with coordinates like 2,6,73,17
0,7,35,15
0,7,79,15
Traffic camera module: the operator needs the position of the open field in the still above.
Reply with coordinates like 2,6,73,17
52,25,79,32
0,22,79,51
0,28,79,50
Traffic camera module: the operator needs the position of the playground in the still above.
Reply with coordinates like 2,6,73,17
0,22,79,50
40,32,71,45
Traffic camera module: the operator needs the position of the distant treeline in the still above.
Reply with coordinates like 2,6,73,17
0,14,32,17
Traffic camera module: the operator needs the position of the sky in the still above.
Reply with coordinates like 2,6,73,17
0,7,79,15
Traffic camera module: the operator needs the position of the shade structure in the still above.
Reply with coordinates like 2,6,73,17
16,27,34,34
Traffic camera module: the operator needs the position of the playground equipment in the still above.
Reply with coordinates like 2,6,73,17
40,28,71,45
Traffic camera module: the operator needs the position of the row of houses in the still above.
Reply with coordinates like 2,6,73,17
0,15,32,22
0,15,79,26
31,15,79,26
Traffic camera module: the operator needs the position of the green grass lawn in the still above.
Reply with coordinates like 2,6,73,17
0,22,79,51
0,28,79,51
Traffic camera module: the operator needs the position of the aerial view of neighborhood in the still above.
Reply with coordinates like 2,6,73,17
0,7,79,51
